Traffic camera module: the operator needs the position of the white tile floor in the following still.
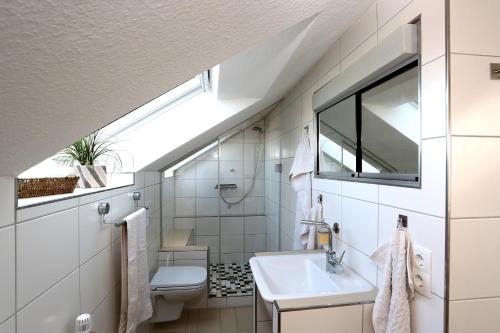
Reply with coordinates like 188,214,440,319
150,306,253,333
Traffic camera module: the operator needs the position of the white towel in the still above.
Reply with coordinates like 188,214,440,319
119,208,153,333
289,133,315,250
371,228,415,333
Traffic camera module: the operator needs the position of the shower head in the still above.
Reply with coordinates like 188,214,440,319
252,126,264,134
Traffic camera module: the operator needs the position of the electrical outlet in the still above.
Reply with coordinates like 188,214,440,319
413,245,432,273
413,271,431,298
412,245,432,298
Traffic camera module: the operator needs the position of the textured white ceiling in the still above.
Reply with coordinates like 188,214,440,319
0,0,372,176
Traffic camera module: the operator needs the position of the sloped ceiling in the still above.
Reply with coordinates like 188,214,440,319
0,0,373,176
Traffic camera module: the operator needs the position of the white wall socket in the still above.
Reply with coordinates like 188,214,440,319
412,245,432,298
413,271,431,298
413,245,432,273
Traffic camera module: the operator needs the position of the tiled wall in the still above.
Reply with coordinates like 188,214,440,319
166,122,266,264
264,0,446,332
0,172,161,333
448,1,500,331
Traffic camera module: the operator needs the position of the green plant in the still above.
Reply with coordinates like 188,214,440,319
54,131,122,168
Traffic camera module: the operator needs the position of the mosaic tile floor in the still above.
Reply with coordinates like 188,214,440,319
209,263,253,298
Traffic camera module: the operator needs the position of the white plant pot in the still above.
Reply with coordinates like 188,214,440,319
74,165,107,188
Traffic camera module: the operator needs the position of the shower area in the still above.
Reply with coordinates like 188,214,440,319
161,121,269,300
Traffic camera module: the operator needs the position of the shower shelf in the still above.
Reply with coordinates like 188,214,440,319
214,183,238,190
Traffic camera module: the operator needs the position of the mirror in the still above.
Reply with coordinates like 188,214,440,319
361,66,419,175
316,60,420,184
318,95,357,175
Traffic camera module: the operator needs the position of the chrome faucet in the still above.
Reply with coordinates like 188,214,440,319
301,219,345,273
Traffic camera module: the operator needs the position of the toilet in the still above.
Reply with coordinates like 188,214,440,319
150,266,207,323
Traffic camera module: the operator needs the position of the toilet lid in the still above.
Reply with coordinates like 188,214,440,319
150,266,207,289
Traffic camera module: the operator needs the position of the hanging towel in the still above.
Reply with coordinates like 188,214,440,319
371,228,415,333
302,202,323,249
119,208,153,333
289,132,315,250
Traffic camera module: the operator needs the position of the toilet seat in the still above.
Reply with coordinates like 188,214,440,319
150,266,207,291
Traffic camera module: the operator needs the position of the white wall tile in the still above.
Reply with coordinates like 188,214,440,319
341,197,378,256
175,198,196,217
196,198,219,216
451,137,500,218
17,271,80,333
195,161,218,180
245,234,266,253
175,180,195,198
0,226,15,323
451,54,500,136
195,217,219,236
244,197,265,215
17,198,78,223
0,177,15,228
219,143,243,161
341,182,378,203
410,293,444,333
321,192,342,228
379,206,445,297
80,246,113,313
312,178,341,195
340,3,377,59
196,236,219,253
450,0,500,56
379,138,446,218
174,259,207,268
174,217,195,230
220,217,244,235
421,56,446,138
450,218,500,300
220,253,245,264
91,292,116,333
79,201,112,264
449,297,500,333
244,216,266,234
342,243,377,286
221,235,244,253
0,316,14,333
145,171,160,186
17,208,79,309
219,160,244,179
195,179,219,197
220,199,243,216
175,161,196,180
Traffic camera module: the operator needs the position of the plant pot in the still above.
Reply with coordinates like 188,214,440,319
74,165,107,188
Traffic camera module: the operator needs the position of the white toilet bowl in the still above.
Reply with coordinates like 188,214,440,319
150,266,207,323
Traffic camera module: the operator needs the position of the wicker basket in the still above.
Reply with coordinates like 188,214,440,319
18,176,80,198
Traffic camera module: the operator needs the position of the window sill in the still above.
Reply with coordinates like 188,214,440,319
17,173,134,209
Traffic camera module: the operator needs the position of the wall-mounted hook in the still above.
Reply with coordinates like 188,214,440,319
98,202,110,224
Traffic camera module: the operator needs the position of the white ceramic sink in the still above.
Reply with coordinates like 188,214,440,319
249,252,375,302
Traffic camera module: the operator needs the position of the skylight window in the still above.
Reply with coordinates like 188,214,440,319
103,71,210,136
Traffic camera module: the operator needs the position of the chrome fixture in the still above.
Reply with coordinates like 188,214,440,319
132,191,141,208
491,63,500,80
214,183,238,190
97,202,110,223
252,126,264,134
301,218,344,273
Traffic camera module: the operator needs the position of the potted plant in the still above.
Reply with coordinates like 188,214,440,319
54,131,122,188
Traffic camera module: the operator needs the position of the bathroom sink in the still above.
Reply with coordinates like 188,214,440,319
249,252,375,302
